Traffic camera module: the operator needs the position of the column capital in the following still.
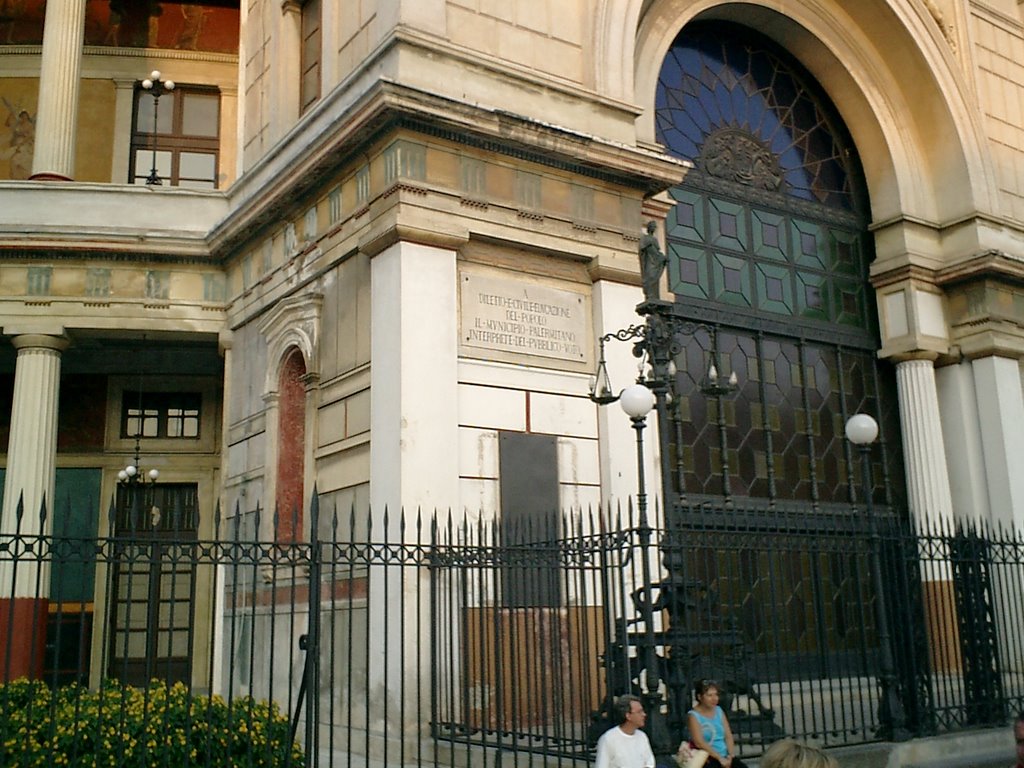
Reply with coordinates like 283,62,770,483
876,280,950,361
891,351,940,364
9,333,69,353
218,329,234,355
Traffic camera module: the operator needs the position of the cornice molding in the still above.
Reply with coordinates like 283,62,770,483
870,262,942,290
207,78,687,259
359,223,469,258
935,250,1024,287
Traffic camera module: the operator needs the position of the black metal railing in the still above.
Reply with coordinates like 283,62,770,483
1,493,1023,767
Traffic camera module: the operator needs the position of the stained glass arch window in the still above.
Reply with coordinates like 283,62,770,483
656,22,864,212
654,21,905,509
657,21,875,347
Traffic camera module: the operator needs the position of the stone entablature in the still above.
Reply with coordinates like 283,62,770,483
937,252,1024,360
873,251,1024,363
223,122,671,329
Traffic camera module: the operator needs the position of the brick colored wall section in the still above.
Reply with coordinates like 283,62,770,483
275,349,306,542
57,374,107,452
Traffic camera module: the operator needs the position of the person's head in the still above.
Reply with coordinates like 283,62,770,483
759,739,837,768
645,220,657,234
614,694,646,732
693,679,720,707
1014,712,1024,765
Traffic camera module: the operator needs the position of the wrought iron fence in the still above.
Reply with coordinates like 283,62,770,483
1,493,1022,767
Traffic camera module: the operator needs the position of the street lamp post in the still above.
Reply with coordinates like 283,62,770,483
118,390,161,532
140,70,175,186
117,420,161,683
845,413,910,741
619,383,672,751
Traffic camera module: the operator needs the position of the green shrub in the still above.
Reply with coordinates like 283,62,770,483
0,678,304,767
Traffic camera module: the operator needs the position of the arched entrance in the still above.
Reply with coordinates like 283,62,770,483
638,20,927,744
656,21,905,513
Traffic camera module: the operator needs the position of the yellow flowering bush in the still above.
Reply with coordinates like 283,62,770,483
0,678,304,767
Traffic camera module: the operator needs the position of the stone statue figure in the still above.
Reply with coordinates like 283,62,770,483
639,221,667,301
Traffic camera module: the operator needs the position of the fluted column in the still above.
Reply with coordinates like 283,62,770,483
29,0,86,180
0,333,67,681
895,356,960,673
895,357,954,526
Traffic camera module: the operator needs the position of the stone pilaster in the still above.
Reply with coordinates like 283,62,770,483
368,240,458,750
970,355,1024,527
30,0,86,180
0,333,68,681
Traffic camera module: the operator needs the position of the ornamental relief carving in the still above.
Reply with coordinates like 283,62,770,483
922,0,956,51
697,128,783,192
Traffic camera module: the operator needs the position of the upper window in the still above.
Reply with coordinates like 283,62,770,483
130,85,220,188
300,0,322,114
656,22,874,342
656,22,861,212
121,392,202,440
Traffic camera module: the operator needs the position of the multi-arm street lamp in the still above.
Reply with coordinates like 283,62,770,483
587,223,741,755
140,70,174,186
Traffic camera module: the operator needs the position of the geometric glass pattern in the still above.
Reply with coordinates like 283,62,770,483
669,325,905,510
659,21,875,343
656,22,904,510
656,22,859,209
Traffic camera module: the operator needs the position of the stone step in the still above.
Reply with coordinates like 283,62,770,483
825,730,1012,768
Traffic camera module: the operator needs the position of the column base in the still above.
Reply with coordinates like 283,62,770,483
0,598,48,681
922,579,961,673
28,172,73,182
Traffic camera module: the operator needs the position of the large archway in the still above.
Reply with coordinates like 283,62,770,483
655,20,905,511
624,0,996,234
626,19,938,743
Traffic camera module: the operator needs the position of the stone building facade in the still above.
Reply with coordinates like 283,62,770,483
0,0,1023,722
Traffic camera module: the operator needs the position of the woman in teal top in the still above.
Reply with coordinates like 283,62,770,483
687,680,748,768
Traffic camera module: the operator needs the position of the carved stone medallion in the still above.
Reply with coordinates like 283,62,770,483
697,128,783,191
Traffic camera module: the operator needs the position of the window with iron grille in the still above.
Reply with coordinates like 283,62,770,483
121,392,201,439
655,21,905,510
130,85,220,188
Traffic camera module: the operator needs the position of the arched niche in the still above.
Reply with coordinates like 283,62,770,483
258,292,322,541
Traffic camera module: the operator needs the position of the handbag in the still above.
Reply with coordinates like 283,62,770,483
675,742,709,768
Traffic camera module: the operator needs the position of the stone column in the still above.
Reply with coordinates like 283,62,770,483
30,0,87,180
895,357,954,526
273,2,303,144
895,356,959,672
971,354,1024,673
0,333,68,681
935,361,990,523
